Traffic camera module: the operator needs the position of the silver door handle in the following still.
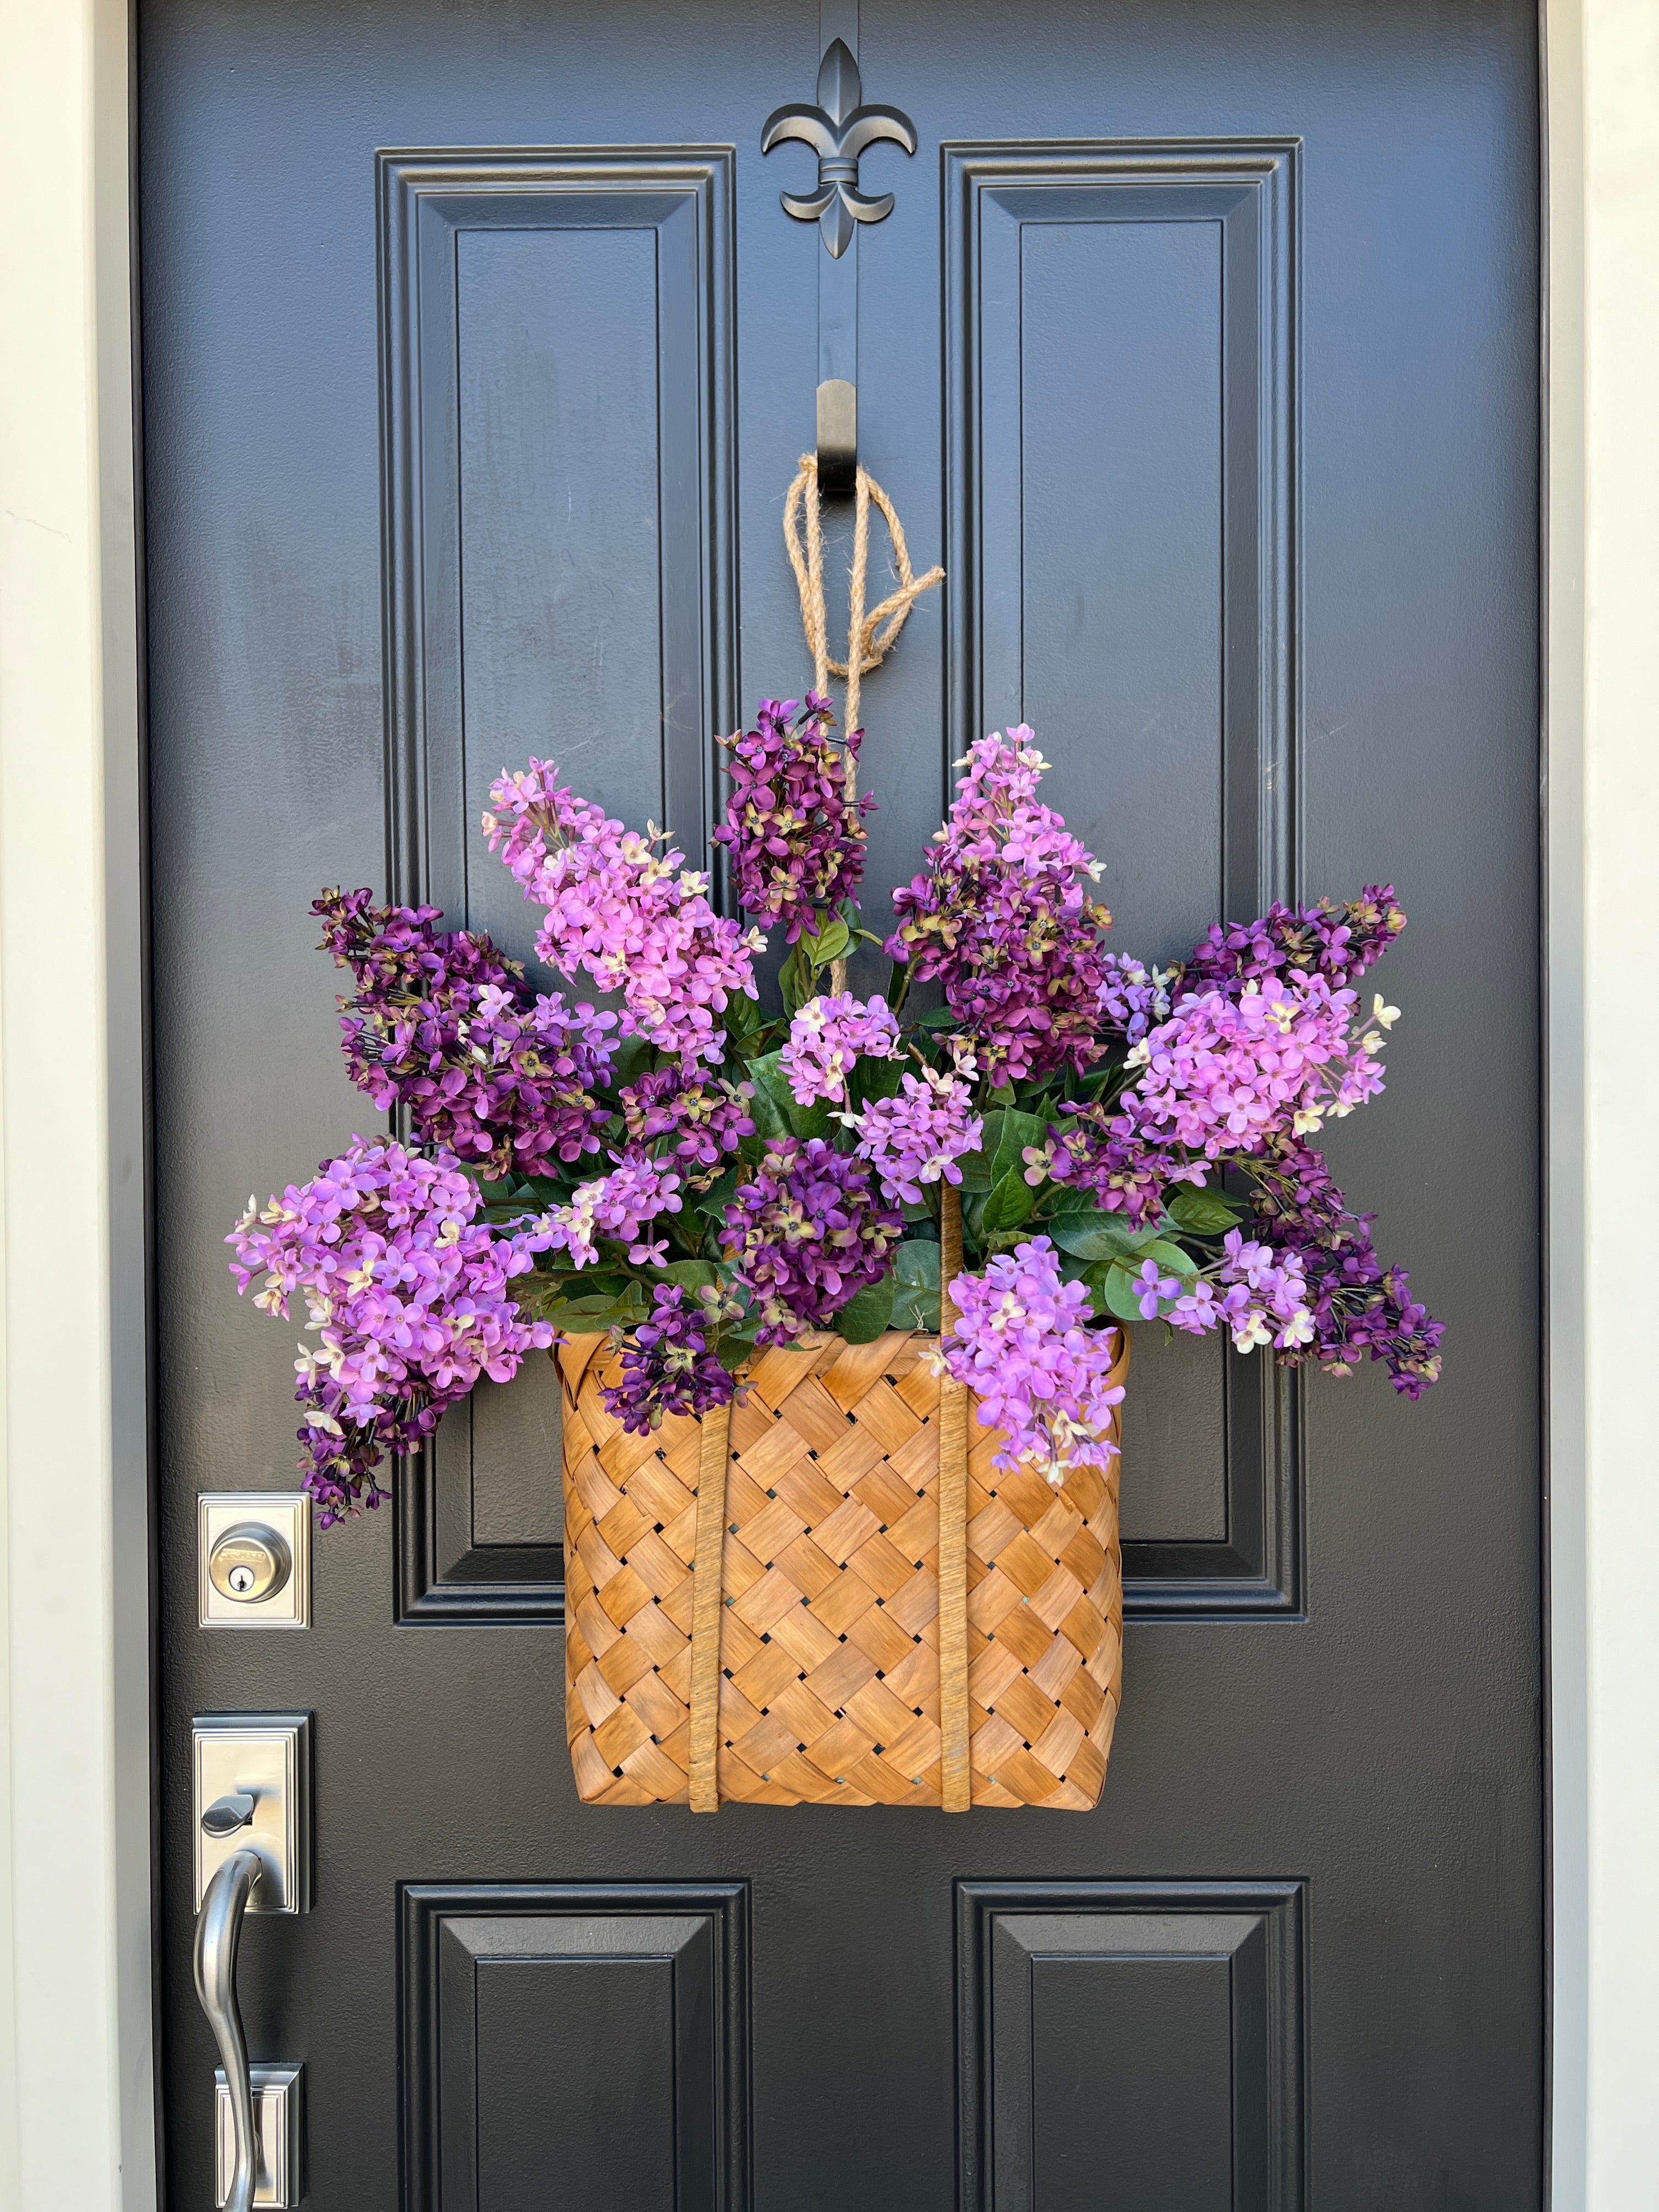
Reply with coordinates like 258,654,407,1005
194,1842,264,2212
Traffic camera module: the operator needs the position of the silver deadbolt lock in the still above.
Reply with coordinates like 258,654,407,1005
208,1523,291,1605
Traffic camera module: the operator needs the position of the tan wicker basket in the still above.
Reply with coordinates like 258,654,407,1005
558,1325,1128,1811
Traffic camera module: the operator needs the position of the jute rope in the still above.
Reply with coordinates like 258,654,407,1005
782,454,943,995
936,1185,972,1812
688,1397,733,1813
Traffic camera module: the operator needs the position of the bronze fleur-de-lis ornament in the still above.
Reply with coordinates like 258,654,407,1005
761,39,917,257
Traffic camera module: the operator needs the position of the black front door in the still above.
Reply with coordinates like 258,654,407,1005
141,1,1543,2203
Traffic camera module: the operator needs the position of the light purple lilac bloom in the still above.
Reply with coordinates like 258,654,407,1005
712,692,873,940
886,729,1114,1084
484,759,763,1068
530,1154,685,1270
842,1067,984,1207
938,1236,1125,1486
779,991,902,1106
227,1137,553,1523
1166,1229,1315,1353
314,888,615,1177
718,1137,902,1346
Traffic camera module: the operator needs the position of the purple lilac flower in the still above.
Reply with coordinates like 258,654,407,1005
1165,1229,1314,1353
1178,886,1407,1000
1050,972,1391,1221
1246,1138,1444,1395
1048,1104,1203,1226
937,1236,1125,1486
531,1154,685,1270
1096,952,1175,1043
484,760,763,1068
885,728,1114,1084
1119,972,1386,1159
600,1283,738,1435
843,1068,984,1206
718,1137,902,1346
778,991,902,1105
711,692,874,940
313,888,615,1177
227,1137,554,1523
619,1068,755,1170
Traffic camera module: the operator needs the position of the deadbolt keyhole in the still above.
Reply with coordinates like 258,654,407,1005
208,1523,292,1605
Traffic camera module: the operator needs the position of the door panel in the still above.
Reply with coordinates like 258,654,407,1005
140,0,1542,2204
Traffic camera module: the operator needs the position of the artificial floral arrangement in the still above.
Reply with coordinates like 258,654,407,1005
228,698,1440,1809
229,698,1440,1523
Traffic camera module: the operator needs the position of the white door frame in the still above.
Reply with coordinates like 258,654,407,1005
1,0,1652,2203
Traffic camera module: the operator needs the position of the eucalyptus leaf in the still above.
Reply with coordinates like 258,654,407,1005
1099,1262,1148,1323
1049,1212,1139,1263
836,1277,895,1344
1167,1184,1246,1234
889,1283,941,1332
894,1239,941,1288
1140,1238,1199,1282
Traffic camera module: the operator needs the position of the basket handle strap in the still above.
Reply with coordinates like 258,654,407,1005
938,1189,973,1812
688,1397,734,1813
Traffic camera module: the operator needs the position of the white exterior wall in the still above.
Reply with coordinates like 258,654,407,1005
0,0,1653,2203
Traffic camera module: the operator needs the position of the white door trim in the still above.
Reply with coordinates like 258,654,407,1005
1,1,1653,2204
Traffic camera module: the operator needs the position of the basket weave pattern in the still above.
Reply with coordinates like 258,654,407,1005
559,1328,1126,1810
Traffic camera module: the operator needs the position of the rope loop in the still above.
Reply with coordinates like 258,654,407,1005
782,454,944,747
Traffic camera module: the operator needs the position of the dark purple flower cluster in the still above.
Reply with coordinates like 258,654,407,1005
600,1284,738,1435
1248,1138,1444,1395
1047,1098,1200,1227
718,1137,902,1346
295,1381,437,1525
314,888,614,1178
1177,887,1406,1001
619,1068,755,1170
885,730,1113,1083
712,693,873,941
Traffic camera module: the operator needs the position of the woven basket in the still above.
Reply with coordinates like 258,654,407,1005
558,1326,1128,1811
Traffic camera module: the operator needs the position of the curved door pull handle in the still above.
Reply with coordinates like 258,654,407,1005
194,1847,264,2212
191,1715,312,2207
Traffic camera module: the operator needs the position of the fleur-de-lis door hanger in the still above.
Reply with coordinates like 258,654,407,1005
761,37,917,258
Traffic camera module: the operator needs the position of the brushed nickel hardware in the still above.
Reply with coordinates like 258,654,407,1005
201,1791,257,1839
192,1717,312,2212
192,1713,312,1914
215,2064,306,2209
761,38,915,257
209,1522,291,1604
198,1493,311,1629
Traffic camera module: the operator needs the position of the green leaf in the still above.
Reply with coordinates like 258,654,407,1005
918,1006,958,1030
849,1052,906,1110
1140,1238,1199,1282
987,1084,1017,1109
953,1144,996,1193
981,1168,1037,1234
608,1034,654,1087
836,1277,896,1343
721,990,765,1044
743,1081,789,1138
748,1051,828,1141
894,1239,941,1288
694,1165,741,1222
1042,1182,1097,1217
1167,1185,1246,1234
989,1108,1048,1187
803,912,851,970
1049,1211,1140,1263
659,1259,719,1290
889,1282,941,1332
778,946,809,1017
